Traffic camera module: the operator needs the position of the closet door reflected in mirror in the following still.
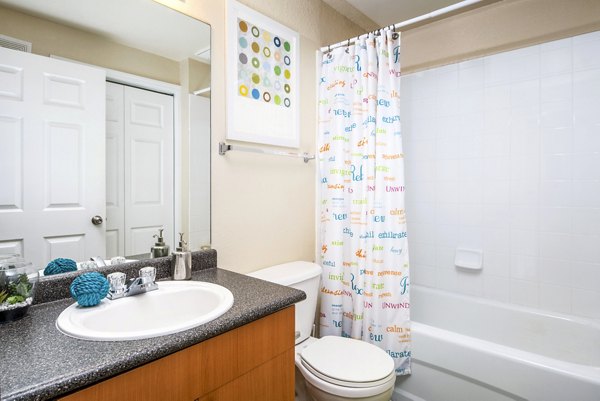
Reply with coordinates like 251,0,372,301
106,83,174,258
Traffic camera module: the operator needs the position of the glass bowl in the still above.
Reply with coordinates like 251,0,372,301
0,255,39,324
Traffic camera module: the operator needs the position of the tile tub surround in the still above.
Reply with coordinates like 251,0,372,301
33,250,217,305
402,30,600,319
0,265,305,401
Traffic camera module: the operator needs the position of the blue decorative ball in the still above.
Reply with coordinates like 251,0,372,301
70,272,109,307
44,258,77,276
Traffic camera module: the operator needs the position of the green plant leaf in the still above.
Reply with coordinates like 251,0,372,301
0,290,8,304
7,295,25,304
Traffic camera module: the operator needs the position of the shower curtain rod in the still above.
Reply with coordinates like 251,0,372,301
319,0,484,52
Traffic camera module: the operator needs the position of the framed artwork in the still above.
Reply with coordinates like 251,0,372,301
226,0,300,148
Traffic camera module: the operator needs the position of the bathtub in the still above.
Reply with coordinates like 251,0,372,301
394,285,600,401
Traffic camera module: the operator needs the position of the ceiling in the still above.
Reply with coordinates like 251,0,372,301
324,0,468,29
0,0,210,62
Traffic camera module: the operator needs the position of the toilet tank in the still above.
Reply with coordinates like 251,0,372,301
247,261,322,344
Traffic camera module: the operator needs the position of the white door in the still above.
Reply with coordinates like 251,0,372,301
0,47,106,268
105,82,125,257
104,83,174,257
123,85,174,256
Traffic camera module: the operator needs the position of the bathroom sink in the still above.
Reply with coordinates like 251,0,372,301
56,281,234,341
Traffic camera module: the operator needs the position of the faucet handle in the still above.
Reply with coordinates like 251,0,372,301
107,272,126,295
139,266,156,283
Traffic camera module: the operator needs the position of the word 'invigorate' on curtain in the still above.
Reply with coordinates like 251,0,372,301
318,31,411,375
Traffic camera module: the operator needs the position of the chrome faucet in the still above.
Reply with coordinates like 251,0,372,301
106,266,158,300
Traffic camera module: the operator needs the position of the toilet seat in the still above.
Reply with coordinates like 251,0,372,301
296,336,396,398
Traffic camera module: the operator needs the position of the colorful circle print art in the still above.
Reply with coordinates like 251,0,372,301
237,18,292,107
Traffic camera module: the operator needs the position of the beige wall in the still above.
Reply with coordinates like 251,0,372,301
155,0,364,272
0,5,180,84
162,0,600,273
402,0,600,73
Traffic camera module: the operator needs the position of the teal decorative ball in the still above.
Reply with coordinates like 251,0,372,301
44,258,77,276
70,272,109,307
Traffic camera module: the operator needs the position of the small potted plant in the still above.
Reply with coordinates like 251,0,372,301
0,255,38,324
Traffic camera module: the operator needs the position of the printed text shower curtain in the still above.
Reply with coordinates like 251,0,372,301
318,31,411,375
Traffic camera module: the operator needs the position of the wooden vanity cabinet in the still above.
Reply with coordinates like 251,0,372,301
59,307,295,401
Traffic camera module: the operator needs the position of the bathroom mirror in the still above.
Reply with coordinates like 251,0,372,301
0,0,211,272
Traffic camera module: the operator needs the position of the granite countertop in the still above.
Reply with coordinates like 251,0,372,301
0,267,305,401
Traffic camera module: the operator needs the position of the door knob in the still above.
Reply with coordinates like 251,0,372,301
91,215,104,225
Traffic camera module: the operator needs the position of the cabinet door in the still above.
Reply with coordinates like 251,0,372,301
57,307,295,401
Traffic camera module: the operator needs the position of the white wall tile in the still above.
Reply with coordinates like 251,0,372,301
459,204,483,226
539,207,572,233
483,227,510,252
541,74,572,103
412,264,437,287
510,206,539,230
571,288,600,319
411,242,437,266
483,136,510,158
485,157,512,181
572,153,600,180
573,37,600,71
483,204,511,228
483,275,510,302
458,180,483,204
510,279,539,307
484,53,512,86
541,127,572,155
572,208,600,235
540,232,572,260
435,268,459,291
510,229,539,257
541,46,572,77
570,261,600,291
573,69,600,99
539,180,571,207
459,158,483,180
570,234,600,263
510,80,540,111
435,246,456,270
484,251,510,277
573,122,600,153
436,203,459,225
402,31,600,319
539,258,568,286
539,284,571,313
459,62,485,88
541,100,573,129
457,272,484,297
572,181,600,207
510,52,541,83
510,254,540,281
484,108,511,135
541,153,572,181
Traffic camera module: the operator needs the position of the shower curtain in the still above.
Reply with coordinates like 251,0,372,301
318,31,410,375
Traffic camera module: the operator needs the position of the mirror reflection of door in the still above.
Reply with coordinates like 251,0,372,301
105,82,174,258
0,47,106,268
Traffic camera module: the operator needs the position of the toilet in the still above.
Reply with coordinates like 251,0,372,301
248,261,396,401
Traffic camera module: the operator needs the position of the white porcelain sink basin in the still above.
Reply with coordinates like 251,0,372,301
56,281,234,341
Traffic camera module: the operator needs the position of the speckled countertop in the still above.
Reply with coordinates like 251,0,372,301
0,261,305,400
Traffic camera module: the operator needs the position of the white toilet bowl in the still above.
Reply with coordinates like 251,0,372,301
295,336,396,401
247,262,396,401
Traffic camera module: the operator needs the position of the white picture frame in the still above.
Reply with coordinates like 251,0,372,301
226,0,300,148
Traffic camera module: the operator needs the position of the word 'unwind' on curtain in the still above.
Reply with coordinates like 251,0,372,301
318,31,411,375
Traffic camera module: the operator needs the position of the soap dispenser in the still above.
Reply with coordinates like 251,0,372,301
151,228,170,258
172,232,192,280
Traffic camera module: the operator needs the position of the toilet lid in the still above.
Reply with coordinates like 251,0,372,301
300,336,395,387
